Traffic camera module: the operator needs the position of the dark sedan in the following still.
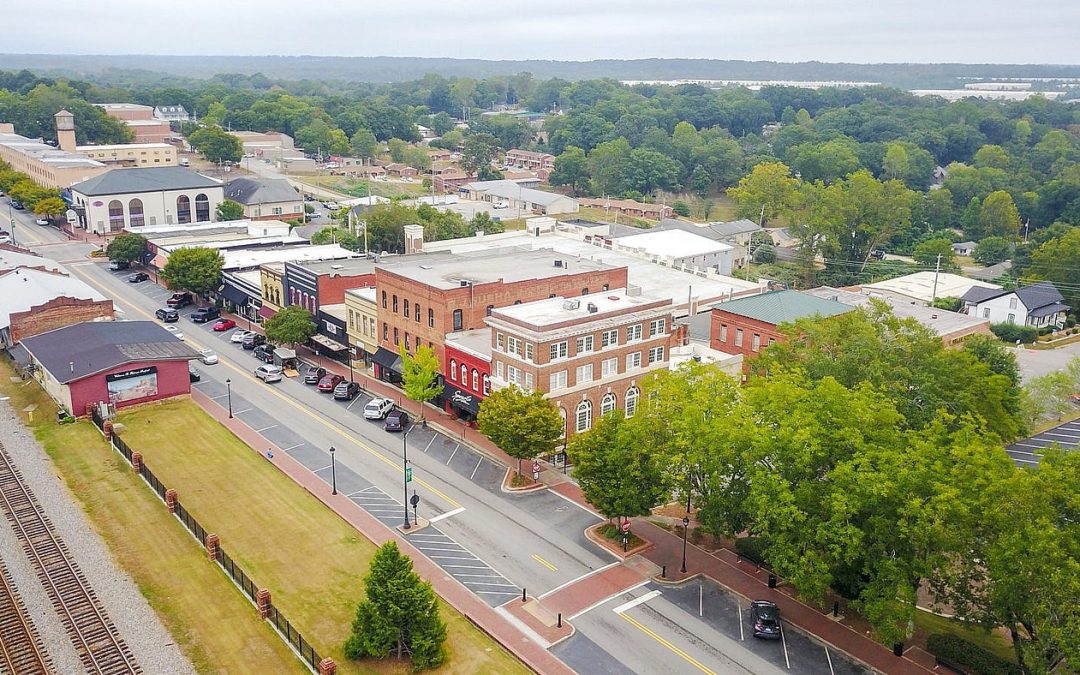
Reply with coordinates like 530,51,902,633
750,600,781,640
127,272,149,283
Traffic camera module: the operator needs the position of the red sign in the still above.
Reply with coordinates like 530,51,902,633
533,462,540,473
622,520,631,534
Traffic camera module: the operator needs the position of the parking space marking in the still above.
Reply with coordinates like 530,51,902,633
463,580,519,588
423,436,435,453
531,554,558,572
413,546,468,553
428,506,465,523
345,397,362,411
231,408,252,415
313,464,333,473
254,425,278,433
440,564,493,570
612,590,661,614
780,622,791,669
281,443,305,452
454,573,508,579
469,457,484,480
619,613,716,675
446,445,459,465
209,393,230,400
430,554,482,561
738,600,744,641
825,646,835,675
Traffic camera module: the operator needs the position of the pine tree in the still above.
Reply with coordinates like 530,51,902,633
344,541,448,671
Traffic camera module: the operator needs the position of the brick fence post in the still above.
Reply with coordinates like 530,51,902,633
103,420,113,440
131,452,142,472
256,588,272,619
205,533,219,562
84,402,95,417
165,488,177,513
318,658,337,675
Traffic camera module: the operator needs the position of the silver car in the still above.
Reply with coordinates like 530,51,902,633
198,349,219,365
254,365,283,383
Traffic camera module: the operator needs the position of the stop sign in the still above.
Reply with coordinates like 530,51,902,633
622,520,631,534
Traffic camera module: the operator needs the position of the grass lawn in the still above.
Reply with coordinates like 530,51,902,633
0,362,303,674
914,609,1016,663
304,176,427,200
116,399,527,675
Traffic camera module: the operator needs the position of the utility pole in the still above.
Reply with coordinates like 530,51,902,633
931,253,942,304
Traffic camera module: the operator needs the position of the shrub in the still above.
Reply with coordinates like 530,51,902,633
734,536,769,567
753,244,777,264
990,323,1038,344
1038,326,1054,336
1068,315,1077,328
925,633,1020,675
672,200,690,217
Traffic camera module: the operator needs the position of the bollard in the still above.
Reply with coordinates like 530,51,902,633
256,589,272,619
522,588,527,603
205,533,220,562
833,601,840,617
131,452,143,473
768,573,777,588
318,658,337,675
662,565,667,578
557,613,562,628
165,488,178,514
893,643,903,657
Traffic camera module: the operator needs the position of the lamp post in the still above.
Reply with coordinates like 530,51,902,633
681,515,690,574
329,445,337,495
225,378,233,418
402,425,412,530
348,347,355,383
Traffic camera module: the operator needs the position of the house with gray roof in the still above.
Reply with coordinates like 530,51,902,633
70,167,224,234
961,281,1069,329
463,179,578,215
224,177,303,221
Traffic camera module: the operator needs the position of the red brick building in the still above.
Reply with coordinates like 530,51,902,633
0,267,113,349
9,296,115,345
710,290,853,362
443,328,491,420
371,250,627,382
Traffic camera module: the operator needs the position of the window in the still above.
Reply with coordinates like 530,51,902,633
720,324,728,342
525,372,534,390
403,299,410,318
272,206,283,215
734,328,744,347
497,333,505,351
549,370,567,390
982,307,991,319
581,287,589,295
1007,313,1016,324
626,352,642,369
576,335,594,353
525,343,534,361
575,363,593,383
601,357,618,378
625,387,639,418
392,295,398,313
404,333,411,351
575,400,593,433
601,393,617,416
483,375,490,395
496,361,504,378
768,337,776,346
486,305,494,316
382,291,387,308
751,334,761,352
601,329,618,348
452,309,463,331
627,324,642,342
428,308,434,327
176,195,191,223
472,369,479,390
128,198,144,227
415,304,420,322
507,335,521,356
550,341,568,360
1009,297,1018,309
107,200,125,232
194,193,210,222
506,364,523,387
649,318,666,336
648,346,665,363
393,327,399,345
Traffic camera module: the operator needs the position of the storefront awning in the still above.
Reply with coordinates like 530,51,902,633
310,333,349,352
371,347,402,373
221,284,250,306
443,383,481,415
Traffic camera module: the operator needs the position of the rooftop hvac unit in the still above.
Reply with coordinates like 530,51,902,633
562,299,580,311
587,303,598,313
459,279,470,287
554,260,564,267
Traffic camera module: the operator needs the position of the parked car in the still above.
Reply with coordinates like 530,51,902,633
750,601,781,640
190,306,221,323
230,329,252,344
127,272,149,283
869,249,886,261
254,365,283,383
384,410,409,432
197,349,218,365
164,325,185,340
155,308,179,323
35,217,50,226
253,344,275,363
178,157,190,167
108,260,130,271
492,200,509,209
317,373,345,392
10,200,24,210
166,292,193,308
188,365,201,382
212,318,237,331
333,381,361,400
303,366,327,384
363,397,394,420
242,332,266,350
0,232,10,244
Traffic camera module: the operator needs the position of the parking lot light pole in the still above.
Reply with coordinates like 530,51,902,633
681,516,690,574
329,445,337,495
402,426,411,530
225,378,233,418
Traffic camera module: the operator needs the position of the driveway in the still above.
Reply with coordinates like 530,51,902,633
1014,341,1080,382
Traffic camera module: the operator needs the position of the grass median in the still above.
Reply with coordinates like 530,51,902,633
115,398,527,675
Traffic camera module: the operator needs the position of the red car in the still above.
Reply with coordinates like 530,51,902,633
212,319,237,331
317,374,345,392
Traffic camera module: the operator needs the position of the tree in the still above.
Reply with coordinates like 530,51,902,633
263,305,316,347
980,191,1022,240
549,146,589,195
216,199,244,221
469,211,503,235
160,246,223,296
689,165,712,198
882,143,910,181
187,125,242,164
1030,228,1080,310
913,237,955,267
400,344,441,422
568,413,670,526
460,133,498,175
586,137,632,196
350,128,379,161
973,236,1012,265
105,232,148,264
32,196,66,218
671,201,690,217
477,386,563,477
727,161,799,225
343,541,448,670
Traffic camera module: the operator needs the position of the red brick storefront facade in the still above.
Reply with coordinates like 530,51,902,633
9,296,115,344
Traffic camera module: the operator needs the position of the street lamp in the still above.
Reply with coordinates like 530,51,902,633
681,516,690,574
225,378,233,418
329,445,337,495
402,425,411,530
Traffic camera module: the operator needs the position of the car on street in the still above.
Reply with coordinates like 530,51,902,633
188,365,201,382
363,397,394,420
10,200,24,210
0,232,10,244
230,329,252,343
384,410,409,432
127,272,149,283
108,260,130,271
155,307,179,323
253,344,275,363
35,217,50,226
164,325,185,340
197,349,218,365
166,292,193,308
254,365,283,383
333,381,361,400
750,600,781,640
212,318,237,331
190,306,221,323
242,332,266,350
303,366,327,384
317,373,345,392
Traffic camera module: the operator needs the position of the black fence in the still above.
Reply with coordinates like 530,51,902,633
87,410,324,671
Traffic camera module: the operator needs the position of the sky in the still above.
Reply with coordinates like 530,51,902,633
7,0,1080,64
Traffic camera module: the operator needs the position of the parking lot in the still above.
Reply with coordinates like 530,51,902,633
1005,418,1080,466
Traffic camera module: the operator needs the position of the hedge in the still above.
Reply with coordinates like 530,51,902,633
926,633,1020,675
734,536,769,567
990,323,1038,344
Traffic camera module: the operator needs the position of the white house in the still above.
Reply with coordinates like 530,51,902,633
952,241,977,256
961,281,1069,328
70,167,224,234
223,177,303,221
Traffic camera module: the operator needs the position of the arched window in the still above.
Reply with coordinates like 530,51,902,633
128,198,144,227
107,200,124,232
625,387,640,418
176,195,191,223
601,392,617,416
575,400,592,433
450,360,457,381
194,193,210,222
472,369,479,390
482,374,490,396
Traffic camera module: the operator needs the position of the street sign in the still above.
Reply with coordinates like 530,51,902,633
409,493,420,507
533,462,541,473
622,520,631,534
405,467,413,483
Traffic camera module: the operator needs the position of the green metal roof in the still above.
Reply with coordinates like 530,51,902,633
713,290,853,325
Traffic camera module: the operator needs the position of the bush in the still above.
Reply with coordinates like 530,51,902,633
1067,315,1076,328
734,536,769,567
925,634,1020,675
990,323,1038,344
1038,326,1054,336
672,200,690,217
753,244,777,264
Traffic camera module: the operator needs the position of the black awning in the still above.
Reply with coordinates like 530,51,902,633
371,347,402,373
443,383,481,415
221,284,250,306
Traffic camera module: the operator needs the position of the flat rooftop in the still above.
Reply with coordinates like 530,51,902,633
0,132,107,168
222,244,358,270
445,327,492,360
77,143,174,151
803,287,991,336
491,288,668,328
859,272,999,305
293,257,378,276
377,248,613,290
615,229,733,257
346,286,377,303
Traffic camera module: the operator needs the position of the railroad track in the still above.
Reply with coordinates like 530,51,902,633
0,442,140,675
0,556,52,675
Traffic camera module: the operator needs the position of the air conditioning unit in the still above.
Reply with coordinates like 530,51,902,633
554,260,564,268
587,303,598,313
562,299,580,311
459,280,470,287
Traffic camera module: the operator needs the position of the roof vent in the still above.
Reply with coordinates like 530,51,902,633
562,299,580,311
459,279,470,287
419,264,431,270
330,264,343,270
587,303,598,313
554,259,564,267
931,314,938,319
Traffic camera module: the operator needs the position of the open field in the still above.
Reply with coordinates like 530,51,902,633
304,175,428,200
116,399,528,675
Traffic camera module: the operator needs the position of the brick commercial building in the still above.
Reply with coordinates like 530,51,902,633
443,328,492,421
710,290,853,362
505,149,555,172
0,267,113,348
371,249,627,382
486,289,675,439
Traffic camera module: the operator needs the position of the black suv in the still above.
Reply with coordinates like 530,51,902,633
333,381,361,400
190,306,221,323
242,332,266,350
155,308,179,323
303,366,327,384
253,344,275,363
384,410,409,432
750,600,781,640
166,292,194,308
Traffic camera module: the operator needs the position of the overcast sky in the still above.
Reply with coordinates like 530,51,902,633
8,0,1079,63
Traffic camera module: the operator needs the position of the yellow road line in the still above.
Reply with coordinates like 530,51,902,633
531,554,557,571
619,613,716,675
67,267,462,509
